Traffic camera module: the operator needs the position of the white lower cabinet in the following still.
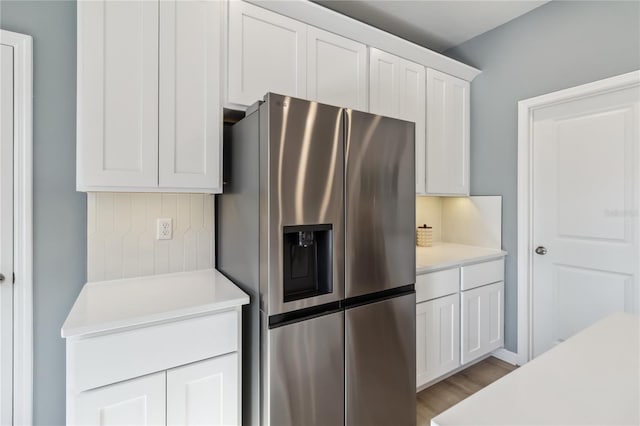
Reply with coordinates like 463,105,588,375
73,356,237,426
416,293,460,387
461,281,505,365
167,354,238,426
416,257,505,389
66,310,242,426
74,372,166,426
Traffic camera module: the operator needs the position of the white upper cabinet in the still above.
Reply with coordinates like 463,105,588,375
159,0,222,190
369,48,399,118
426,68,470,195
399,61,427,195
228,1,307,107
77,0,159,188
307,26,367,110
77,0,222,193
369,48,426,193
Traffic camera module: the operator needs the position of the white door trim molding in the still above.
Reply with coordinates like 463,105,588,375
516,70,640,366
0,29,33,426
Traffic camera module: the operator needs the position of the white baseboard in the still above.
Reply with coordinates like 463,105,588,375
491,348,519,366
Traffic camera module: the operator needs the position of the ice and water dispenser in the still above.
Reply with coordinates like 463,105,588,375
282,224,333,302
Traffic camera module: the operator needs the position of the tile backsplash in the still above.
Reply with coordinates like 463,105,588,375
87,193,214,282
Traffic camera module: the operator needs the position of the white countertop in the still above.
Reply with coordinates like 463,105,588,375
61,269,249,339
432,312,640,426
417,243,506,274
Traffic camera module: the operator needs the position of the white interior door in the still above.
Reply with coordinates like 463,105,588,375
532,84,640,357
0,43,14,425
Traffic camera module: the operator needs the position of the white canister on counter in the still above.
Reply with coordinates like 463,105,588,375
416,225,433,247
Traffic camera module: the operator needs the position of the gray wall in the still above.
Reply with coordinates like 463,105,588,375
445,0,640,352
1,1,85,425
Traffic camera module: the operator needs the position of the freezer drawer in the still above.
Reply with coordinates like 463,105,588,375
267,310,345,426
346,293,416,426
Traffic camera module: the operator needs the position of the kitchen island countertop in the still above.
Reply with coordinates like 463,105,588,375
432,312,640,426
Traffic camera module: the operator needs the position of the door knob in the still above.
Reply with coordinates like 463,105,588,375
535,246,548,255
0,273,5,283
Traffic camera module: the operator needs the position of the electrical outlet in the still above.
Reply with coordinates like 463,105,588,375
156,218,173,240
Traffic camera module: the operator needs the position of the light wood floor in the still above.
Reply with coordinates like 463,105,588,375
417,357,517,425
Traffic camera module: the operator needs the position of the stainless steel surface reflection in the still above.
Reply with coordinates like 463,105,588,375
267,95,345,316
217,94,416,426
345,110,416,298
346,293,416,426
268,311,345,426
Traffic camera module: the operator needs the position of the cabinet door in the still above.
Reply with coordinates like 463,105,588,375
461,281,504,365
72,372,165,426
426,68,470,195
77,0,159,189
369,48,399,118
228,1,307,107
159,0,222,191
416,294,460,388
167,353,238,426
307,26,367,110
370,48,426,193
398,61,426,194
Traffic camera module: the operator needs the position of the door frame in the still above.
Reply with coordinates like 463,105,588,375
0,29,33,426
516,70,640,366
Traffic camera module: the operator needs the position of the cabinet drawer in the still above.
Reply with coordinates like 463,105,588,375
416,268,459,303
68,310,238,392
460,259,504,291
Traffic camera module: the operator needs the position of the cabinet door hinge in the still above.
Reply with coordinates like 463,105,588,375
12,273,15,284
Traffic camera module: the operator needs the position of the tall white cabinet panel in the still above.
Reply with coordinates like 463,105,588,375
159,0,222,190
399,63,426,194
73,372,166,426
426,68,470,195
167,354,238,426
369,48,426,193
77,0,159,188
228,1,307,107
307,26,367,110
416,293,460,387
369,48,399,118
461,281,504,365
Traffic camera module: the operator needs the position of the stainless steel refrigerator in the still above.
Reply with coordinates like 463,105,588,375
217,93,416,426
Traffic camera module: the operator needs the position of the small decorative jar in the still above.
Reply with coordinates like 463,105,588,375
416,225,433,247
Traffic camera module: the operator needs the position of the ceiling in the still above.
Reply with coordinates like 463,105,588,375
312,1,550,52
